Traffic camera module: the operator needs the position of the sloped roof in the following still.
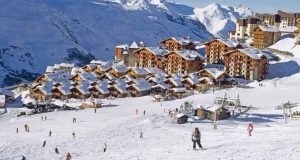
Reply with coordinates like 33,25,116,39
129,67,149,75
58,81,72,95
144,67,168,76
36,82,54,96
169,50,204,61
116,44,129,49
144,47,169,56
202,68,226,80
131,79,152,91
130,41,139,49
258,25,279,32
162,37,193,45
46,66,54,73
171,87,186,93
169,77,183,87
95,84,110,94
112,65,128,73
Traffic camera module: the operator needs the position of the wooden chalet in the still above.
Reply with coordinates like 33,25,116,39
252,25,280,49
107,65,128,78
295,19,300,44
163,50,204,75
127,79,152,97
70,83,91,99
199,68,227,86
175,113,189,124
182,74,200,90
169,87,187,98
31,82,53,101
89,83,110,99
160,37,195,51
223,48,269,80
204,39,241,64
126,67,150,78
135,47,168,68
115,44,129,61
70,72,98,82
195,105,230,121
108,79,129,98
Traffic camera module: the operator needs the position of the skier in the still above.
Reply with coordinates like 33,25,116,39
43,140,46,148
94,108,97,113
73,117,76,123
41,116,44,121
45,116,47,120
192,127,203,150
140,132,143,138
66,152,72,160
103,143,107,153
143,110,146,115
16,128,18,133
55,147,60,154
27,126,30,132
72,132,76,139
135,109,138,115
21,156,26,160
247,122,253,136
24,124,28,132
49,130,52,137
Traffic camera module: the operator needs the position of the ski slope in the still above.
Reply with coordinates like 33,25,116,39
1,65,300,159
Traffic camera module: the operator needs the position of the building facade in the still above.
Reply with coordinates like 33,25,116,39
223,48,269,80
229,17,261,42
295,18,300,44
160,37,196,51
252,25,280,49
204,39,241,64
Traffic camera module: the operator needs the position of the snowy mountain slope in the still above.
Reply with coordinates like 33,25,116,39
269,34,300,58
0,0,213,87
193,3,254,38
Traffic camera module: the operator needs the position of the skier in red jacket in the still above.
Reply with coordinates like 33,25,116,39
66,152,71,160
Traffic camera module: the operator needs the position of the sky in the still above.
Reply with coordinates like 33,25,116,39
169,0,300,13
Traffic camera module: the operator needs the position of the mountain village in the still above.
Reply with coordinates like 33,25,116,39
1,1,300,159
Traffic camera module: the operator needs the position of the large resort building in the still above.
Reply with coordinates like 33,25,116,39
230,10,300,49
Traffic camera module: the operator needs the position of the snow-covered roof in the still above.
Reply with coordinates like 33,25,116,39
163,37,193,45
71,67,84,76
123,74,135,82
79,72,98,81
129,67,149,75
130,41,139,49
185,77,200,85
217,39,240,48
202,68,226,79
171,87,186,93
0,95,5,103
46,71,72,82
151,83,170,90
116,44,129,49
95,84,110,94
147,76,167,84
76,81,91,95
112,65,128,73
131,79,152,91
53,63,74,69
169,77,183,87
99,64,112,72
37,82,54,96
144,67,167,76
46,66,54,73
195,104,224,112
170,50,204,60
103,72,117,80
258,25,279,32
90,60,105,65
238,48,270,59
144,47,169,56
57,81,72,95
175,113,187,118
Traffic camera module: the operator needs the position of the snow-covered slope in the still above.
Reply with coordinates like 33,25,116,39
193,3,254,38
0,0,213,87
269,34,300,58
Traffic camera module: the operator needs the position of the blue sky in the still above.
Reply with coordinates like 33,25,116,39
169,0,300,13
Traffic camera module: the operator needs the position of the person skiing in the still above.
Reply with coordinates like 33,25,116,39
73,117,76,123
24,124,28,132
49,130,52,137
21,156,26,160
16,128,18,133
192,127,203,150
45,116,47,120
247,122,253,136
41,116,44,121
103,143,107,153
55,147,60,154
43,140,46,148
94,108,97,113
66,152,71,160
72,132,76,139
143,110,146,115
135,109,138,115
140,132,143,138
